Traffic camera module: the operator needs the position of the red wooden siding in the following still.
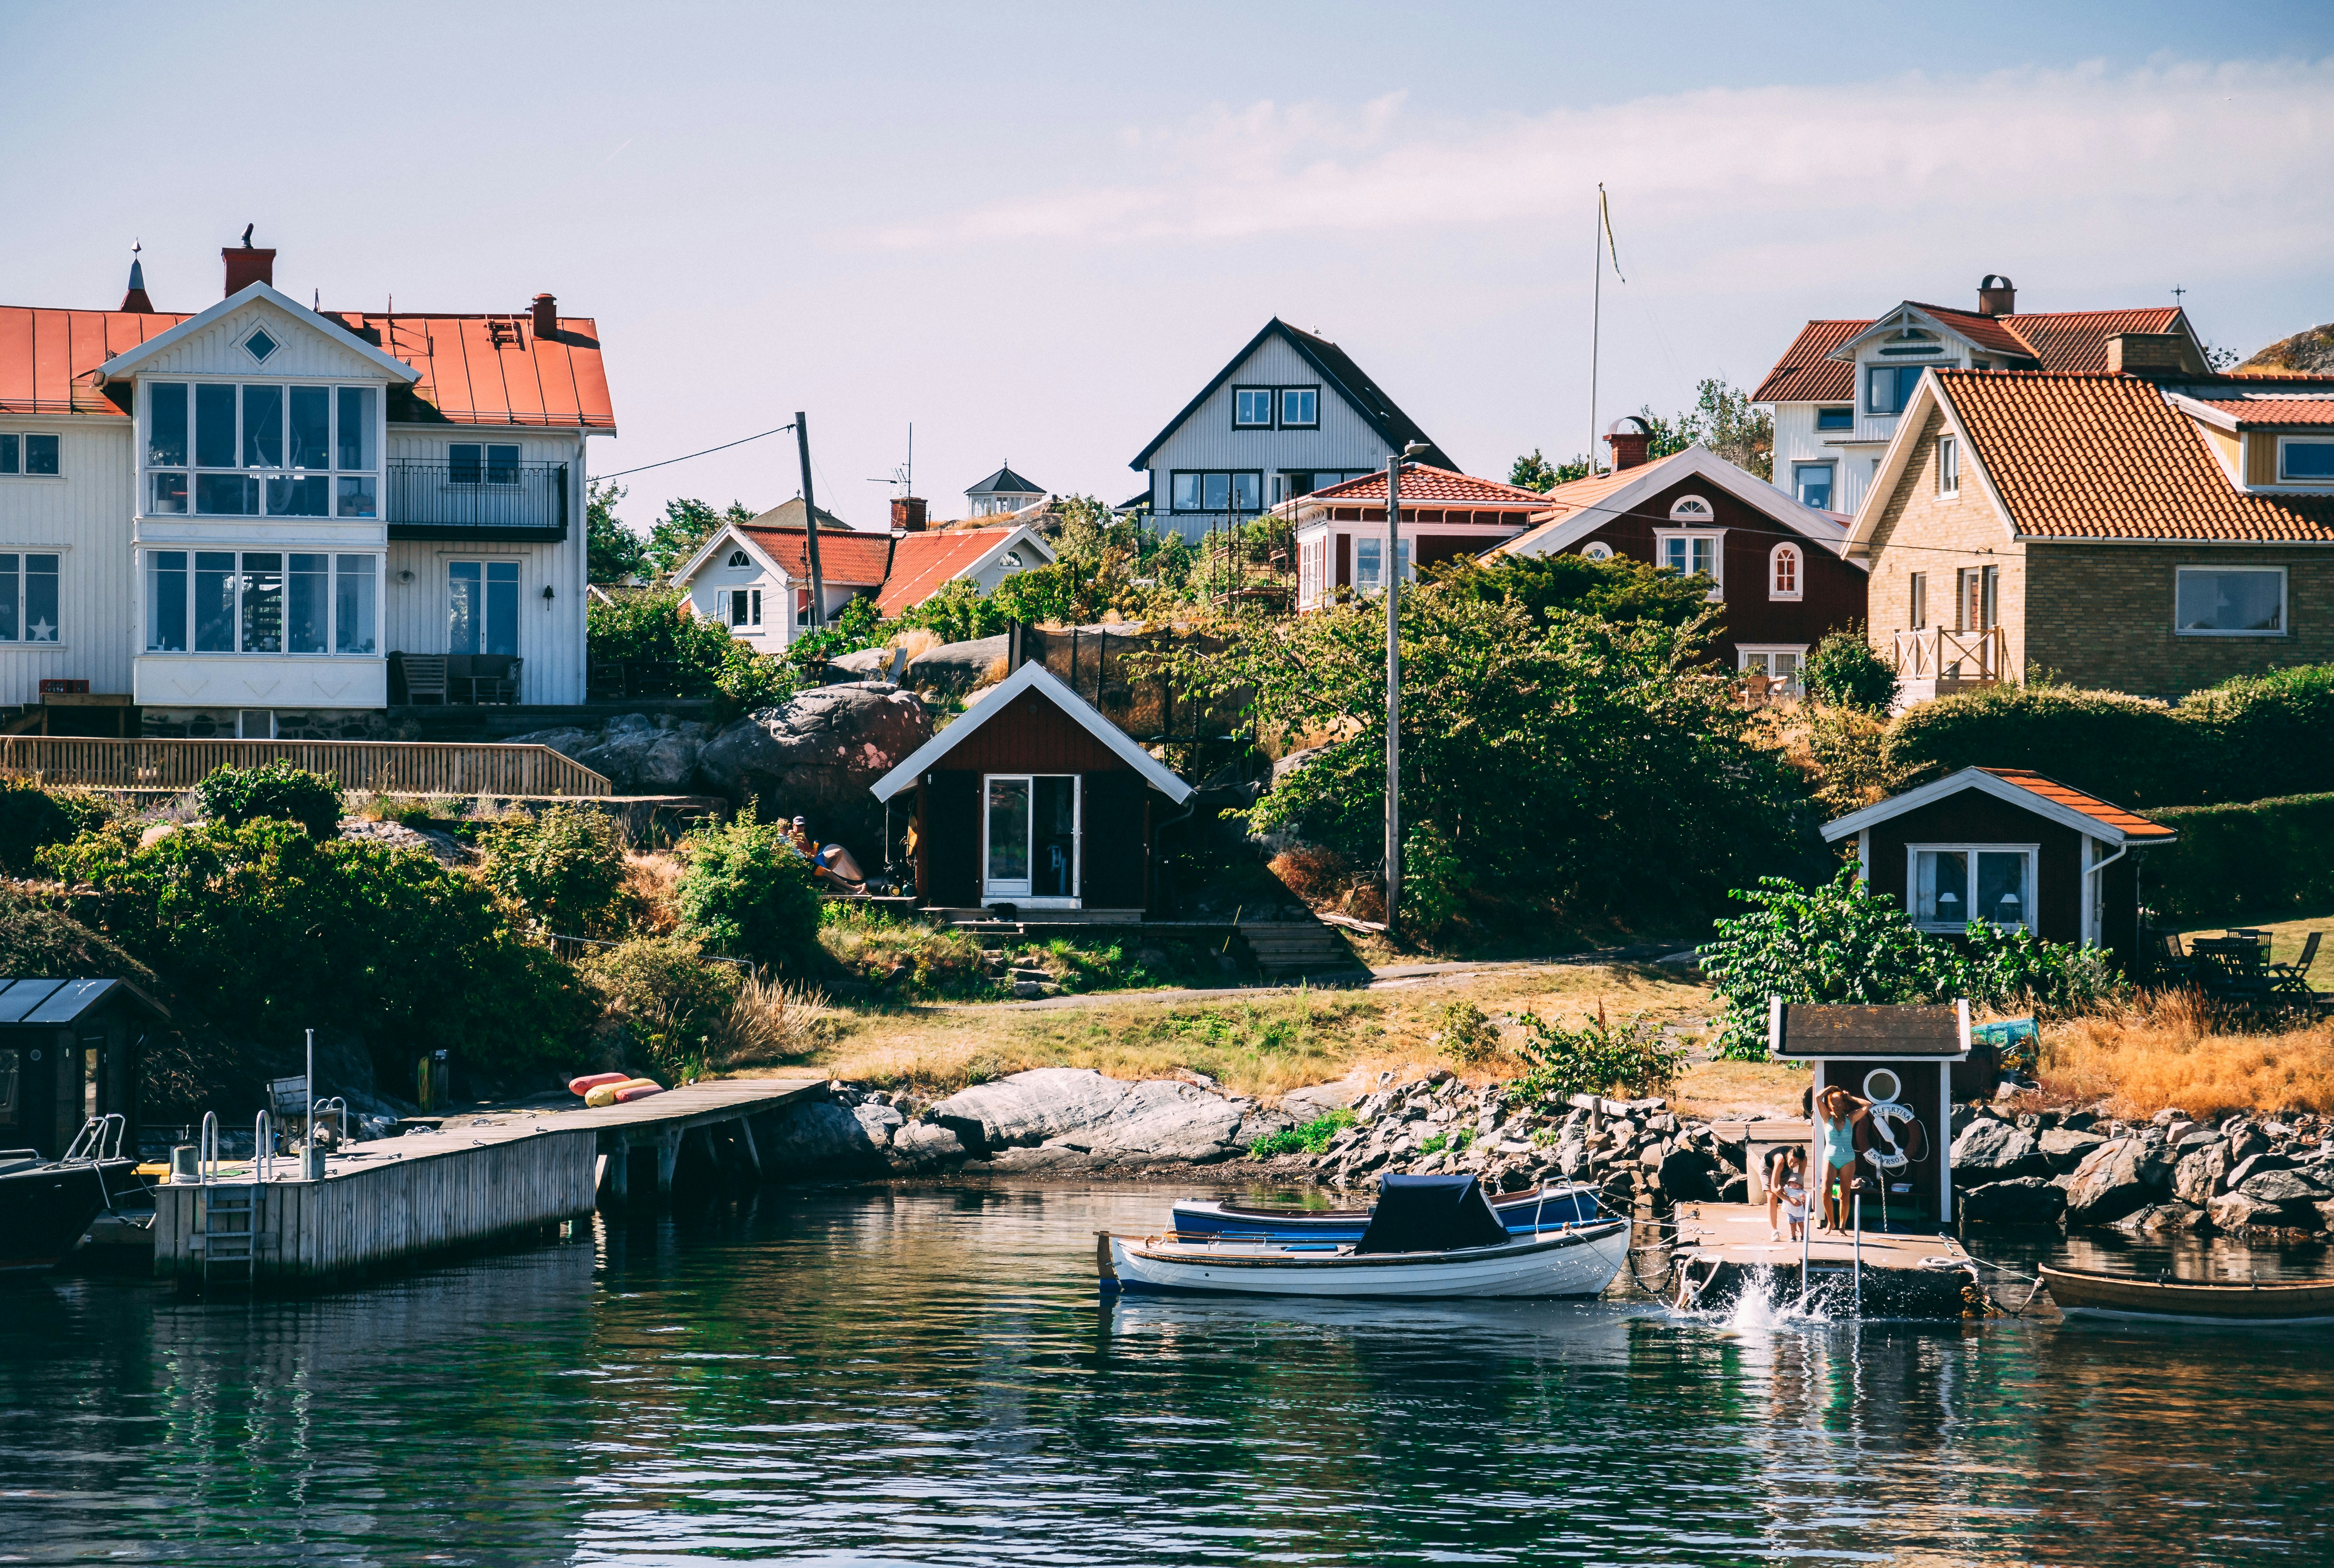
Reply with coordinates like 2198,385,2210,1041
926,689,1133,774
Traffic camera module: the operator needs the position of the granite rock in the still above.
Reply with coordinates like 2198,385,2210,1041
1958,1176,2067,1225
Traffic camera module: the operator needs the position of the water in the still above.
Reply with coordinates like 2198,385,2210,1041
5,1184,2334,1566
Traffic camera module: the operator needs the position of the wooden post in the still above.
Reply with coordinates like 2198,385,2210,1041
692,1125,723,1188
795,413,827,630
733,1114,763,1184
656,1128,681,1195
604,1133,629,1202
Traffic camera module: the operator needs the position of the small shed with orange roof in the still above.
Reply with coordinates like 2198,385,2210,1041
1821,766,2177,972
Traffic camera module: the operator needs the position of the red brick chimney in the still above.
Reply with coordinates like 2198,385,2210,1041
1606,415,1653,472
1977,274,2017,317
531,293,557,338
892,496,928,532
223,228,274,296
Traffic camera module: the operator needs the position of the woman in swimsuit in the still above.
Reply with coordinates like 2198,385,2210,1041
1813,1085,1870,1233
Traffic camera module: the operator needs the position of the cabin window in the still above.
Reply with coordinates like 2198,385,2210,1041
1233,388,1273,427
2175,567,2285,635
1815,407,1854,431
1793,463,1834,510
1739,646,1807,692
984,774,1079,901
1655,530,1722,597
727,588,761,628
1866,365,1926,415
1937,436,1960,497
1352,537,1410,593
1910,844,2035,931
1769,543,1801,600
0,554,61,644
150,548,369,655
0,433,60,477
2279,438,2334,483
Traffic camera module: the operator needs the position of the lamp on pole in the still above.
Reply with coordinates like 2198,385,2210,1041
1384,440,1432,934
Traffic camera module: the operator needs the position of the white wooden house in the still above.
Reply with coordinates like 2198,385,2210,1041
0,238,612,738
1127,318,1452,541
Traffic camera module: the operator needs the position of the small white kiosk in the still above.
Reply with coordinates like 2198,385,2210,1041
1768,999,1970,1227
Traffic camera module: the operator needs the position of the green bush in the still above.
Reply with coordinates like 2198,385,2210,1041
673,806,821,970
576,935,744,1083
39,818,587,1076
898,577,1007,646
0,883,155,983
1432,999,1500,1065
477,805,635,935
2174,664,2334,804
586,587,741,697
1248,1107,1355,1159
2144,792,2334,922
1802,628,1898,715
197,762,343,837
819,901,993,994
0,780,114,875
1504,1005,1687,1106
1883,683,2190,806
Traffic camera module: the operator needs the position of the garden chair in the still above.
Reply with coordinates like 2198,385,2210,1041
401,654,450,705
2268,931,2322,1001
2145,928,2193,984
466,654,521,704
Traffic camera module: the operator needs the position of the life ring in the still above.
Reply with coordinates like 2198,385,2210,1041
1866,1100,1919,1170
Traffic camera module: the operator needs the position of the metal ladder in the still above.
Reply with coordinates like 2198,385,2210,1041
196,1111,270,1288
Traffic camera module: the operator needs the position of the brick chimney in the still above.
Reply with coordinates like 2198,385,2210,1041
892,496,928,532
531,293,557,338
1606,415,1653,472
223,228,274,296
1976,274,2017,317
2108,331,2204,378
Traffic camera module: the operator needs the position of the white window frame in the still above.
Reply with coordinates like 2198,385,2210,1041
0,431,63,481
1906,842,2038,933
1937,436,1960,498
725,549,752,568
141,548,377,657
1297,536,1322,609
1654,528,1724,598
1279,387,1319,428
1668,494,1716,523
726,588,762,630
0,551,64,646
2277,436,2334,485
1351,535,1411,594
1768,542,1803,601
1581,541,1613,562
142,376,383,521
1737,644,1809,693
2174,565,2287,637
980,772,1082,906
1231,387,1273,428
1792,462,1835,510
446,558,521,658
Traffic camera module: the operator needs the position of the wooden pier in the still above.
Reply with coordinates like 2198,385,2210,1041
152,1077,822,1289
1666,1202,1986,1319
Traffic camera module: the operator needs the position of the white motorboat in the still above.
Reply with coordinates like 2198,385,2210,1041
1099,1174,1632,1301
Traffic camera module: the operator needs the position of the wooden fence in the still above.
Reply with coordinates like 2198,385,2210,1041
0,737,611,796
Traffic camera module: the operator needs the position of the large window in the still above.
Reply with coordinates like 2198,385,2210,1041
145,381,377,518
727,588,762,629
1656,531,1722,597
0,434,60,476
1793,462,1834,509
983,774,1079,900
1815,407,1854,431
2176,566,2285,635
1279,387,1318,427
147,550,374,655
1352,537,1411,593
448,561,519,656
1910,844,2034,931
1866,365,1926,415
2279,439,2334,483
1168,471,1263,513
0,555,60,643
450,443,520,485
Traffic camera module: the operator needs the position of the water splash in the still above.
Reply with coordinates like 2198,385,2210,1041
1711,1264,1835,1329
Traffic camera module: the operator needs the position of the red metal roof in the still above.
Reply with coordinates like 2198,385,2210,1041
329,312,614,430
0,308,190,416
1977,768,2176,839
878,527,1030,616
1754,307,2193,404
738,525,896,588
1306,465,1554,509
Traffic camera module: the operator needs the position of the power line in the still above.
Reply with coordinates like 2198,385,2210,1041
594,422,796,480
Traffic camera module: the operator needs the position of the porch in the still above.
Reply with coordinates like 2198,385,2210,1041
1892,626,2007,705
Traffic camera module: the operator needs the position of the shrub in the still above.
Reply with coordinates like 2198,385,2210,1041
1248,1107,1355,1159
1265,843,1352,904
0,883,155,983
707,974,833,1068
197,762,343,837
1801,704,1905,816
1505,1004,1686,1106
0,780,114,875
2175,664,2334,804
673,805,821,970
819,902,992,994
1961,922,2123,1016
1883,683,2190,806
2144,792,2334,922
898,577,1008,646
477,805,635,935
577,935,744,1083
1432,999,1501,1065
717,637,798,710
1802,627,1898,715
586,587,739,698
39,818,587,1076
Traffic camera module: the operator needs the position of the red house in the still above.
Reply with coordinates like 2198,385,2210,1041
1286,467,1554,611
1491,422,1869,691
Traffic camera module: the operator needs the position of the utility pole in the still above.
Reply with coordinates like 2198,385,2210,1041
1384,453,1402,933
794,411,827,630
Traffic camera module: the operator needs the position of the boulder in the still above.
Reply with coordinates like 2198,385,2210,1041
851,1101,905,1147
2226,1151,2296,1191
889,1121,966,1168
827,647,901,683
2173,1143,2229,1206
2114,1202,2206,1235
903,635,1008,696
1959,1177,2067,1225
2037,1127,2106,1174
924,1067,1251,1167
1079,1079,1248,1164
1951,1119,2049,1182
1657,1146,1721,1202
696,682,933,848
505,714,716,794
927,1067,1131,1153
2062,1139,2153,1227
755,1098,889,1173
2237,1167,2334,1207
1281,1076,1368,1121
2208,1191,2288,1231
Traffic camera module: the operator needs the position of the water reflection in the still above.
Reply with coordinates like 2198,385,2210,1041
0,1185,2329,1565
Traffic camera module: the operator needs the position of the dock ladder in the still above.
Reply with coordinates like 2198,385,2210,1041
196,1111,271,1288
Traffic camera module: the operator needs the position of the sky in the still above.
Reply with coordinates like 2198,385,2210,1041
4,1,2331,536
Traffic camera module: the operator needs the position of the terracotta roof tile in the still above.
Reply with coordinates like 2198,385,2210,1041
1939,369,2334,542
1903,302,2034,357
1999,308,2185,373
1755,307,2192,405
1978,768,2176,839
2190,396,2334,429
738,524,895,587
1307,464,1555,508
1753,320,1866,403
878,527,1031,616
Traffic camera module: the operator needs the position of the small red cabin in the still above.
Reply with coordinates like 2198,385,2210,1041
871,661,1195,915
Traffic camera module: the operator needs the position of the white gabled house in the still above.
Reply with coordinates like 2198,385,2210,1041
0,236,612,737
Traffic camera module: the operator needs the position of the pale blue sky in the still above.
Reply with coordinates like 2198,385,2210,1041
5,1,2330,532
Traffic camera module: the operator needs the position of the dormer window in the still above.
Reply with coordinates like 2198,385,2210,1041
2279,438,2334,483
726,549,751,568
1867,365,1926,415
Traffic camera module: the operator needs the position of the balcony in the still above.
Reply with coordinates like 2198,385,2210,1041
1894,626,2006,705
387,460,569,541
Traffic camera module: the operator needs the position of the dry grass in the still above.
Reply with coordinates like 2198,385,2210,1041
623,851,682,933
1671,1056,1808,1122
2041,991,2334,1120
711,976,836,1069
887,627,942,661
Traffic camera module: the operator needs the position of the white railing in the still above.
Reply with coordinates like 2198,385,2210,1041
1894,626,2005,686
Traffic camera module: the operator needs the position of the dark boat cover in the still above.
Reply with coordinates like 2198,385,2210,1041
1354,1174,1511,1254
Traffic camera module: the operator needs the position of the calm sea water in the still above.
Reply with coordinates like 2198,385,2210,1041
3,1183,2332,1567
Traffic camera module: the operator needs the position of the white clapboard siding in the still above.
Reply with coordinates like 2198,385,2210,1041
0,419,137,704
134,299,390,382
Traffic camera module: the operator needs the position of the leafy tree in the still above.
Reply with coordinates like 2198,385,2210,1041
1801,626,1899,714
477,806,636,936
586,586,741,696
1629,377,1774,479
586,479,648,584
673,806,822,971
1508,449,1589,492
1505,1005,1686,1105
645,498,755,581
197,762,343,837
0,781,115,875
1427,552,1715,629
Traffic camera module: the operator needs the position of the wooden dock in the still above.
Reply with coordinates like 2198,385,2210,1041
152,1077,822,1289
1666,1202,1986,1318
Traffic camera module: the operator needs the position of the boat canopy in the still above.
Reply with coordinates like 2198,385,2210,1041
1354,1174,1511,1254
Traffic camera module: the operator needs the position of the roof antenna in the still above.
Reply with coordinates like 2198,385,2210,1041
241,223,255,248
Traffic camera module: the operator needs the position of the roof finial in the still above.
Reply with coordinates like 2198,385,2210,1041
241,223,255,248
120,239,155,314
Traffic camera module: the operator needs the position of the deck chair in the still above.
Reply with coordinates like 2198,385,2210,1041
401,654,450,705
2269,930,2322,997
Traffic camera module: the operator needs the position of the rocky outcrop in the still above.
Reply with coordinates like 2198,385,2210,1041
2036,1127,2105,1173
506,711,717,795
754,1084,967,1175
1951,1119,2049,1183
903,636,1007,697
927,1068,1268,1170
1959,1176,2067,1226
2061,1139,2159,1227
696,682,932,847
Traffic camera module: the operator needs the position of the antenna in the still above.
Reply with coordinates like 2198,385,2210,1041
864,423,917,497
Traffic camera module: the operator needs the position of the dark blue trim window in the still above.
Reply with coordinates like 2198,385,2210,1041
1815,406,1854,431
1866,366,1926,415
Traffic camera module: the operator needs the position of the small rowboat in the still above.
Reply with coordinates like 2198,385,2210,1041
1101,1174,1631,1301
2042,1264,2334,1324
1171,1183,1602,1243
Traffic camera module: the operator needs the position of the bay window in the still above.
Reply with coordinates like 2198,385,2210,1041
1911,845,2034,931
147,550,376,654
144,380,378,518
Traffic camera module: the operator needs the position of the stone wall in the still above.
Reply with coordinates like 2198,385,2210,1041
142,707,392,741
1856,408,2027,678
2025,542,2334,697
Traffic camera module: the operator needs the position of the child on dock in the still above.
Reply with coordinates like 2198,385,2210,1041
1773,1147,1808,1243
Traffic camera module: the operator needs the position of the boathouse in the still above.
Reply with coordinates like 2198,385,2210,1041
1768,1001,1968,1226
870,660,1194,915
0,977,168,1160
1820,766,2176,973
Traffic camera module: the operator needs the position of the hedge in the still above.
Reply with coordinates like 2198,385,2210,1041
2142,792,2334,923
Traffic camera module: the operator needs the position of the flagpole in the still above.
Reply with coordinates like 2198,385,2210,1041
1588,186,1602,477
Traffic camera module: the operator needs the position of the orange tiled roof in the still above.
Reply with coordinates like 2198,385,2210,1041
1939,369,2334,542
1752,320,1867,403
878,527,1030,616
0,308,190,416
1308,464,1554,508
1995,308,2185,373
1489,452,1690,557
329,312,614,430
2189,395,2334,428
1903,302,2034,358
1754,307,2191,403
1978,768,2176,839
738,524,896,588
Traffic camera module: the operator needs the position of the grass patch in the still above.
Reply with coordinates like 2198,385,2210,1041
1249,1106,1356,1158
2042,991,2334,1119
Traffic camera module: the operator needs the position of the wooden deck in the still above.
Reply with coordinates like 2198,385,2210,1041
1667,1201,1985,1318
152,1077,822,1289
0,735,610,795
